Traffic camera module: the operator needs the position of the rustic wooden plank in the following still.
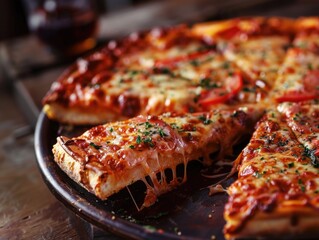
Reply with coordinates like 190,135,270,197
0,88,85,239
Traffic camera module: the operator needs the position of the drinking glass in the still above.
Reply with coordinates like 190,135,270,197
24,0,98,56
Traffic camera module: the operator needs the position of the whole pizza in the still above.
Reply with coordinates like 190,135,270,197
42,17,319,239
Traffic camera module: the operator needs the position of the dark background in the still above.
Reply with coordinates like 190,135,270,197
0,0,157,41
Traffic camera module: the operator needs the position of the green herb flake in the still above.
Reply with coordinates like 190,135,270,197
298,179,306,192
190,59,200,66
128,70,139,76
304,147,319,168
136,135,142,144
170,123,180,130
222,62,230,69
288,162,294,168
143,137,155,147
253,171,262,178
89,142,102,150
145,121,153,129
199,115,212,125
242,87,255,92
199,78,219,89
307,63,313,70
159,128,168,138
153,67,173,75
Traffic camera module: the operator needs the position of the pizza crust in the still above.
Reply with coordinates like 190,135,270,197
225,207,319,239
53,135,220,200
44,103,125,125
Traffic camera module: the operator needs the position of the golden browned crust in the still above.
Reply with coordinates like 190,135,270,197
225,207,319,239
43,104,125,125
53,136,195,199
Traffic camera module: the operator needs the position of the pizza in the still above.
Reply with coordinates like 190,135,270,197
42,16,319,239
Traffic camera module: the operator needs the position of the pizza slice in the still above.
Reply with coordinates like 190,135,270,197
52,107,262,209
43,25,251,125
224,108,319,239
272,47,319,103
193,17,294,102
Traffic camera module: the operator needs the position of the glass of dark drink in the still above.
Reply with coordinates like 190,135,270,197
24,0,98,56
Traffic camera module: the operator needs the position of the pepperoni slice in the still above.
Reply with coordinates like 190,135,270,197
276,70,319,103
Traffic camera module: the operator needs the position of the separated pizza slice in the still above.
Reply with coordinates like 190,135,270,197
193,17,294,101
224,108,319,239
52,107,262,209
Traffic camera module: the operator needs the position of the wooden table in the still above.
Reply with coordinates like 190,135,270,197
1,0,319,239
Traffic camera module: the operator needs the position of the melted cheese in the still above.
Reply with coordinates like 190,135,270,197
220,36,289,86
273,48,319,97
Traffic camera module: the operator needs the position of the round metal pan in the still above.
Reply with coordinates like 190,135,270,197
35,111,233,240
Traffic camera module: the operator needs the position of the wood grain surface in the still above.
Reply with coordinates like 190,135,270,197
0,88,86,239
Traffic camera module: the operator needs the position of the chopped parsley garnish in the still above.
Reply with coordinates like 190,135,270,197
253,171,262,178
190,59,200,66
109,127,114,132
89,142,102,150
222,62,230,69
159,128,167,137
144,121,153,129
127,70,140,76
153,67,173,75
307,63,313,70
199,78,219,89
136,135,142,144
170,123,182,131
303,147,319,168
298,179,306,192
278,140,288,147
287,162,294,168
242,87,255,92
198,115,212,125
143,137,155,147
